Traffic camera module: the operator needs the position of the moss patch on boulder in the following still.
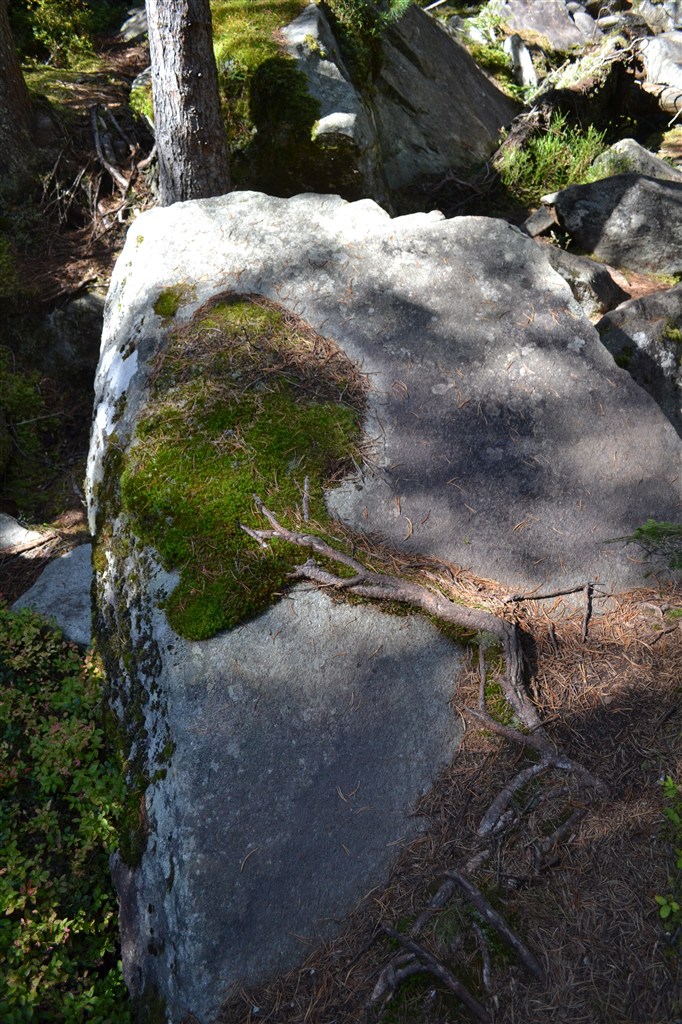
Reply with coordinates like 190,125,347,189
119,294,367,640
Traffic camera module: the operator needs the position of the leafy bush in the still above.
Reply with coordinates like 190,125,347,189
9,0,127,66
498,112,607,207
0,606,130,1023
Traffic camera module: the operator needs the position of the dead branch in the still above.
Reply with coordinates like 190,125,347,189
504,582,597,603
477,758,553,838
445,871,545,982
378,927,491,1023
472,922,493,993
243,498,542,732
90,105,129,192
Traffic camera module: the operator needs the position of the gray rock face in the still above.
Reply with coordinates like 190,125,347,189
542,174,682,275
89,192,681,595
119,6,147,43
498,0,592,50
373,5,518,188
0,513,44,552
597,284,682,436
109,577,462,1023
590,138,682,183
541,244,629,319
89,193,681,1022
12,544,93,646
281,4,388,204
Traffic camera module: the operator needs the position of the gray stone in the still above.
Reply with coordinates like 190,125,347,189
498,0,590,50
0,513,43,551
373,5,518,188
522,205,558,237
597,284,682,435
542,174,682,275
280,4,387,204
634,0,678,34
503,32,538,88
89,191,681,616
120,6,147,43
541,244,629,319
110,577,462,1023
590,138,682,183
12,544,93,646
638,30,682,114
89,192,682,1020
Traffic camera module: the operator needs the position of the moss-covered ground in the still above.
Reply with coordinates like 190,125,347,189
119,294,367,640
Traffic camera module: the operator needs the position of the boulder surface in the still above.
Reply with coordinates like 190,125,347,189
88,192,681,1022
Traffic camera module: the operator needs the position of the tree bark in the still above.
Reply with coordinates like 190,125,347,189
146,0,230,205
0,0,33,190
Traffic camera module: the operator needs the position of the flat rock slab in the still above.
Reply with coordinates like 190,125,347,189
12,544,93,646
90,192,682,594
109,574,462,1022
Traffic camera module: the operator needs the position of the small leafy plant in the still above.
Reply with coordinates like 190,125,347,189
655,776,682,930
0,606,129,1023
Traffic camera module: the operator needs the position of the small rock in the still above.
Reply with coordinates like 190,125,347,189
0,513,45,551
12,545,93,646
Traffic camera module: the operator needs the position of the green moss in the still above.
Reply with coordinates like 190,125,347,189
153,285,191,319
119,294,366,640
130,81,153,122
661,320,682,346
614,344,634,370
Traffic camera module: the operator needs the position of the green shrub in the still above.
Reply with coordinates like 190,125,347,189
0,606,130,1023
498,112,607,207
9,0,127,67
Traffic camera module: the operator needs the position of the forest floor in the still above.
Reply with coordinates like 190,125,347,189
2,24,681,1024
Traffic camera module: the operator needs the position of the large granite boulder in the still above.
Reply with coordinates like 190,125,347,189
542,174,682,275
88,193,681,1022
372,4,518,189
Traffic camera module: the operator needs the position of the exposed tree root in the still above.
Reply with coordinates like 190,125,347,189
242,500,613,1022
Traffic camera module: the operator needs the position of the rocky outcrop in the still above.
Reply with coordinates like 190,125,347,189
498,0,601,50
280,4,388,204
541,244,629,319
372,4,518,189
541,174,682,274
589,137,682,183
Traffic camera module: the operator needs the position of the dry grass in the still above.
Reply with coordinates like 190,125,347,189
217,584,682,1024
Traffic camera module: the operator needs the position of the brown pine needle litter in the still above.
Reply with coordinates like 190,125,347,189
216,581,681,1024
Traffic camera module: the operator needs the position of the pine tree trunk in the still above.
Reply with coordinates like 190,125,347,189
0,0,34,191
146,0,230,206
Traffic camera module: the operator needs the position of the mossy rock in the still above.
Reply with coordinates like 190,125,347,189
117,294,367,640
